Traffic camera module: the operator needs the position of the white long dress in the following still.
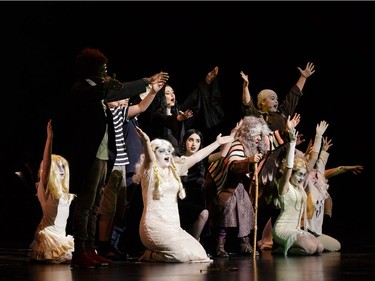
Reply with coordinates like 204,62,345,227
139,161,212,263
272,183,315,256
29,181,74,263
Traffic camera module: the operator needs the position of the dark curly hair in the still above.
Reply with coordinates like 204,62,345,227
75,47,108,80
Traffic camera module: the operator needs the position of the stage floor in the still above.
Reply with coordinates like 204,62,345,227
1,245,374,281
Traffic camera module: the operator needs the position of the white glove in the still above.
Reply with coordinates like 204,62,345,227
286,129,297,168
311,120,329,153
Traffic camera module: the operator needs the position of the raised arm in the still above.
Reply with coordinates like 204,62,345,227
267,114,300,151
278,129,297,196
240,71,251,105
145,71,170,86
135,126,155,170
315,136,333,173
286,113,301,131
307,120,329,171
208,119,244,163
128,82,164,118
184,134,234,169
41,119,53,186
106,71,169,102
296,62,315,92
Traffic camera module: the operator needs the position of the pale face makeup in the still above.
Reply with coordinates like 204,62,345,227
290,168,307,187
185,133,201,156
155,144,172,168
56,159,65,179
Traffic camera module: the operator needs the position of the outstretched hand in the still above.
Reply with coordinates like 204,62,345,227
216,133,234,145
135,126,150,142
322,136,333,152
343,165,364,175
316,120,329,136
240,71,249,85
47,119,53,139
230,119,243,137
178,110,193,121
206,66,219,84
286,113,301,130
149,71,169,86
298,62,315,78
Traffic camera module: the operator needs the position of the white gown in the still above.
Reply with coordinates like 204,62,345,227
139,162,212,263
272,183,314,256
29,181,74,263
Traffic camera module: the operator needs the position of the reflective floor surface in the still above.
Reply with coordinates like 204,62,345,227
1,245,375,281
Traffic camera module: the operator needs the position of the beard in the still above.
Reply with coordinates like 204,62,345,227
240,136,268,157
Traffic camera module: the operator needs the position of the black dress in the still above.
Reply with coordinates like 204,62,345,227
178,159,208,233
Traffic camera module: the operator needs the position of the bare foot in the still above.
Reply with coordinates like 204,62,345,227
257,240,273,250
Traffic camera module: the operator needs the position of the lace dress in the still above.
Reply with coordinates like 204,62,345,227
139,162,212,263
29,181,74,263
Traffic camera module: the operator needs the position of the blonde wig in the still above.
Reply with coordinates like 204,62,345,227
280,154,308,175
133,138,186,200
257,89,277,109
38,154,75,202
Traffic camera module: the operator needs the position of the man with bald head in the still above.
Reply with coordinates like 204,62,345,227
241,62,315,131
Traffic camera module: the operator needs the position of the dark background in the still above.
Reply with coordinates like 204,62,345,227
1,2,372,251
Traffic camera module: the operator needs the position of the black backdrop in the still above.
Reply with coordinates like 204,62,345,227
1,1,372,250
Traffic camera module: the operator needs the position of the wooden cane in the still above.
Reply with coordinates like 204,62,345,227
253,162,259,259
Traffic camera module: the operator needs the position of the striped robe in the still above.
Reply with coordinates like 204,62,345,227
205,131,289,235
205,140,254,236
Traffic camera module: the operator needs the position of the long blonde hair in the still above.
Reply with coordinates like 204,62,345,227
133,138,186,200
38,154,75,202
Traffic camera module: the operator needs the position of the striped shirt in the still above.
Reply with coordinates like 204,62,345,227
110,106,129,166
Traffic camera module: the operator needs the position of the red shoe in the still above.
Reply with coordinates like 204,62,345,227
71,250,101,269
86,248,112,266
